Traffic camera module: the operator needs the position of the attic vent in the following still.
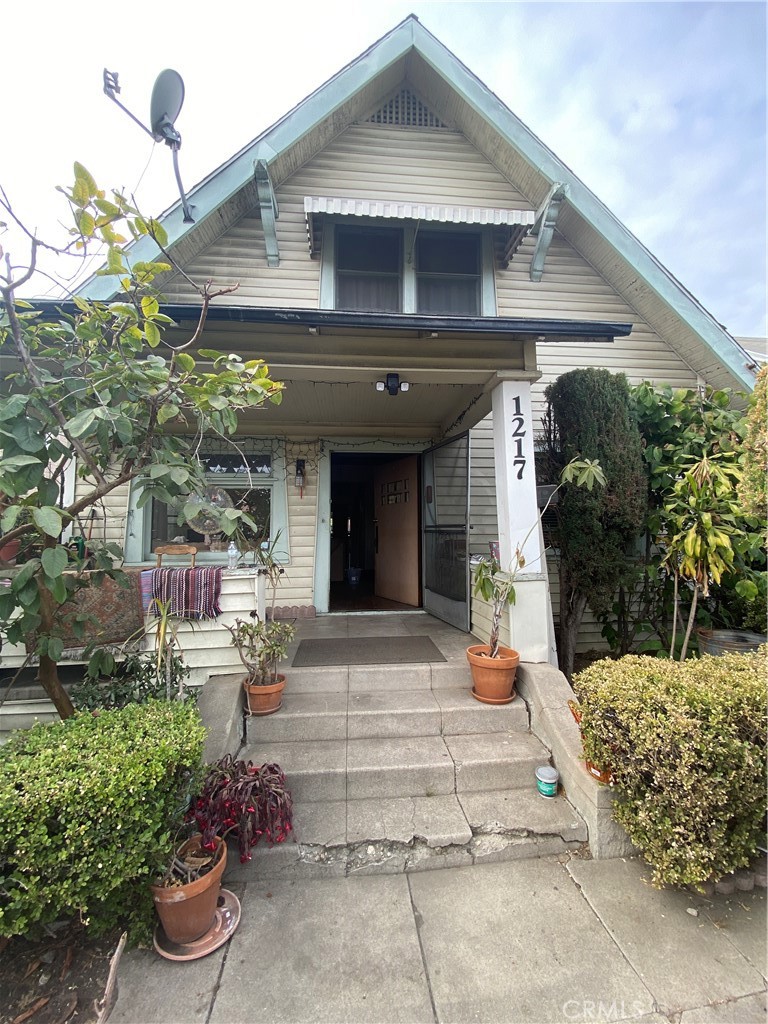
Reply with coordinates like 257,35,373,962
367,89,447,129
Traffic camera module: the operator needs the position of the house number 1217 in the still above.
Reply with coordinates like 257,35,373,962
511,395,526,480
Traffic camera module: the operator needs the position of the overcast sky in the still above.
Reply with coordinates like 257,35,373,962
2,1,765,338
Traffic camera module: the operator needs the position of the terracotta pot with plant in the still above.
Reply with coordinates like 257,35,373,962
151,833,227,945
225,613,296,715
468,457,605,704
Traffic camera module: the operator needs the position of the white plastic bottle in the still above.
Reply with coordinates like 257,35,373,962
227,540,239,569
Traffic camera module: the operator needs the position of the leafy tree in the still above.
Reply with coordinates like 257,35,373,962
0,165,283,718
738,364,767,524
632,383,765,658
542,369,647,680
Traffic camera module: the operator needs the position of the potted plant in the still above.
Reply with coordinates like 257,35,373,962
468,457,605,704
151,753,293,945
188,753,294,863
225,613,296,715
150,831,228,946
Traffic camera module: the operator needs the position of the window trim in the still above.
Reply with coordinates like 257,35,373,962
319,217,496,315
124,446,290,565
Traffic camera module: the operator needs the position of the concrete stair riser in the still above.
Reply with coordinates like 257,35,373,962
245,688,530,744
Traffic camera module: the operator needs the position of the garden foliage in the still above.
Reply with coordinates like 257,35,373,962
542,369,647,678
574,648,767,886
0,701,204,939
0,164,283,718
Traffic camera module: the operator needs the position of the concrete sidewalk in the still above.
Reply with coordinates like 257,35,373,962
111,856,766,1024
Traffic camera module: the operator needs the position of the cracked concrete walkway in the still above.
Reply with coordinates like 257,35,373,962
111,856,766,1024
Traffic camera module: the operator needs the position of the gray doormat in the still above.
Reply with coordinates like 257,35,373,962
292,635,447,668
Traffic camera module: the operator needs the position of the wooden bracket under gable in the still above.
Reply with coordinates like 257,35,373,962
254,159,280,268
530,183,567,282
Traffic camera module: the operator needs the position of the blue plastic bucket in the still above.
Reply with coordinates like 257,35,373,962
535,765,559,798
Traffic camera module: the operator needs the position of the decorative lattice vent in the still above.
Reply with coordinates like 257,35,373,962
366,88,448,129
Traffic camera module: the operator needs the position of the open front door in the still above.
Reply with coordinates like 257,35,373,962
373,455,419,606
422,433,470,630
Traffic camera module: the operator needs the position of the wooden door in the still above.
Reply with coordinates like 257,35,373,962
373,456,419,606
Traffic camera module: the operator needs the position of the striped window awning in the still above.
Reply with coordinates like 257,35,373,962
304,196,535,264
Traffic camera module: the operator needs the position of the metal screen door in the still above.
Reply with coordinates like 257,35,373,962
421,433,470,630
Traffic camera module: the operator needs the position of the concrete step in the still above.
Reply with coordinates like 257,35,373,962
241,729,550,803
245,688,528,744
223,788,588,880
284,660,474,694
446,732,552,792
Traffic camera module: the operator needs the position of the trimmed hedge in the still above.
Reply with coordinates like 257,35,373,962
0,700,205,939
574,649,767,887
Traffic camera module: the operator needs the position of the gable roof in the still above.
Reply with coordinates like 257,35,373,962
78,14,755,391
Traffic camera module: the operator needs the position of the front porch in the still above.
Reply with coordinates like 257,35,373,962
219,611,590,878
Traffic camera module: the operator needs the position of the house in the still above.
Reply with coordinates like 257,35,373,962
10,15,755,683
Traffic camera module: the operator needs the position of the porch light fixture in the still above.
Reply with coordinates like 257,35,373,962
295,459,306,499
375,372,411,396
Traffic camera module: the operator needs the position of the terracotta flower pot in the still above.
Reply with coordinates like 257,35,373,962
151,835,226,945
243,675,285,715
466,644,520,704
584,760,614,785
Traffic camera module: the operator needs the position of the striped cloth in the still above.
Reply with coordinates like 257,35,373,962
148,567,223,620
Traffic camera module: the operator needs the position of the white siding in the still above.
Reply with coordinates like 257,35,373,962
161,125,532,304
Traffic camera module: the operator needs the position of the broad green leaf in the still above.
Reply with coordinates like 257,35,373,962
67,409,97,438
42,546,69,579
47,636,65,661
12,419,46,453
145,322,161,348
32,506,62,537
76,210,95,236
1,504,23,532
73,162,97,196
141,296,160,319
11,558,41,592
175,352,195,372
157,403,178,425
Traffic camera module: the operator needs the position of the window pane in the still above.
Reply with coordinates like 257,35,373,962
416,233,480,274
337,228,401,272
151,487,271,550
337,274,400,312
417,278,479,315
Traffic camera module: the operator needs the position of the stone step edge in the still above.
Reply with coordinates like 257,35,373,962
226,827,589,879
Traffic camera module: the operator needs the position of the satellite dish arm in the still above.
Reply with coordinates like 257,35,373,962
103,70,155,140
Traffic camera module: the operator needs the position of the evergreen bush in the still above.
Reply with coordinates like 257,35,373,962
0,700,205,939
574,648,767,886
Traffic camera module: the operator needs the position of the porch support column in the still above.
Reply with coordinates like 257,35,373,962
491,379,552,663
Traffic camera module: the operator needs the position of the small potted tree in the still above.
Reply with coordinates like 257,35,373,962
225,613,296,715
468,457,605,703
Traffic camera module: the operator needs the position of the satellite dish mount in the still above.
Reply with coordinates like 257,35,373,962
103,68,194,223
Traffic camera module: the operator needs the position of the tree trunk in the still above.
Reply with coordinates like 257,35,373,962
37,569,75,720
558,576,588,682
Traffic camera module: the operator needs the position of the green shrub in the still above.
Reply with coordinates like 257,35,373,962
71,650,194,711
0,700,205,940
574,649,767,887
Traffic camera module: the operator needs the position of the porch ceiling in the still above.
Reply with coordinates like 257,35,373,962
162,307,628,440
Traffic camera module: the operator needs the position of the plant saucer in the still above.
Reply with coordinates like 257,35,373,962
153,888,241,961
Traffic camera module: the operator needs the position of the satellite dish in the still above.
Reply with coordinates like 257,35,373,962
103,67,195,223
150,70,185,144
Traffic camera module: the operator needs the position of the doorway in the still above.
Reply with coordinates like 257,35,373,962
329,452,421,612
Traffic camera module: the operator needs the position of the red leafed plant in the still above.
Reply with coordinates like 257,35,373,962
188,754,294,863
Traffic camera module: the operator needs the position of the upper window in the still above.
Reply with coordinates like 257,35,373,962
336,227,402,312
326,223,491,316
415,232,480,316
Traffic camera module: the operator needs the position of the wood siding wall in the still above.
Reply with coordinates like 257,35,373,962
161,125,532,304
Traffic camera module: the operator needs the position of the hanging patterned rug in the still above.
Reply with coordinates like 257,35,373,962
292,635,446,668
